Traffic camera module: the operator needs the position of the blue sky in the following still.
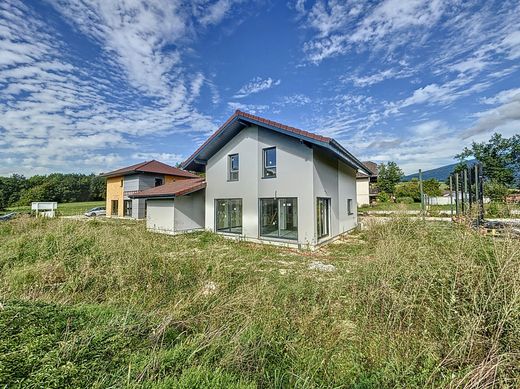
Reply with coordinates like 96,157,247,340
1,0,519,176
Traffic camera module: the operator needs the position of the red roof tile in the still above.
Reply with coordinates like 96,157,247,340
102,160,198,178
129,178,206,198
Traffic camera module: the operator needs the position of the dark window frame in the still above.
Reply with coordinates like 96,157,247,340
215,198,243,234
154,178,164,187
123,199,132,217
347,199,353,215
259,197,298,241
228,153,239,181
111,200,119,216
262,147,277,178
316,197,330,240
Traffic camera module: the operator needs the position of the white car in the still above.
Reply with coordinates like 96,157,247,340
84,207,106,217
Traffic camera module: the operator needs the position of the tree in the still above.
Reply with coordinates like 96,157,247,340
377,162,403,194
456,133,520,187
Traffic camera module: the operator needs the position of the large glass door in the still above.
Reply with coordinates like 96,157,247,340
260,198,298,240
215,199,242,234
317,198,330,239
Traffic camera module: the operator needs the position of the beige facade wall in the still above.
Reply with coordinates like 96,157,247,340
356,177,370,205
106,176,124,216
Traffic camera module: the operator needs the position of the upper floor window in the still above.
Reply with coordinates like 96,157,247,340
154,178,163,187
347,199,353,215
228,154,239,181
120,178,123,187
263,147,276,178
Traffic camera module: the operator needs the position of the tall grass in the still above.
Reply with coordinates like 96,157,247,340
0,216,518,387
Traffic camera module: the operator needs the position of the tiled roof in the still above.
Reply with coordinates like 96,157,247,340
129,178,206,198
356,161,379,178
182,110,372,175
101,160,198,178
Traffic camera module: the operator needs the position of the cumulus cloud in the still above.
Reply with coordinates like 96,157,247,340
233,77,281,99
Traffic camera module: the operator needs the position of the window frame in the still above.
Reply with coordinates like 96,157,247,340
123,199,132,217
259,197,298,241
262,147,277,178
111,200,119,216
316,197,330,240
228,153,239,181
347,198,353,215
214,198,243,234
154,178,163,187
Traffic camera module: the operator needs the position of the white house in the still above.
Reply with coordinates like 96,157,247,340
130,110,372,249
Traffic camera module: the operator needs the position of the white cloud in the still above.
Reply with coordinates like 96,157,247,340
302,0,447,63
198,0,239,26
227,102,270,114
132,152,185,165
233,77,281,99
463,90,520,138
0,0,229,176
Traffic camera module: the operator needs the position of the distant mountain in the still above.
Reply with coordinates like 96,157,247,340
403,162,463,182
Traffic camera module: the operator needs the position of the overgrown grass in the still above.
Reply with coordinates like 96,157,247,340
0,217,518,387
3,201,105,216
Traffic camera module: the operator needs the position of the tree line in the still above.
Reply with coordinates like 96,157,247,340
0,174,106,210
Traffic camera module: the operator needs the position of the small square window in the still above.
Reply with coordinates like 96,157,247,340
263,147,276,178
155,178,163,187
229,154,239,181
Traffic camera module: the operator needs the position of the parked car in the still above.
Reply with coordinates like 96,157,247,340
84,207,106,217
0,212,16,221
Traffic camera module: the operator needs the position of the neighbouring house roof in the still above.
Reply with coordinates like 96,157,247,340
181,110,373,176
356,161,379,178
129,178,206,199
101,160,199,178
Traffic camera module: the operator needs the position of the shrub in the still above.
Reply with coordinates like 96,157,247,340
377,191,390,202
396,196,414,204
484,180,509,202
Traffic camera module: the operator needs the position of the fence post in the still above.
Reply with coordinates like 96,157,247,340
419,169,425,221
449,175,453,219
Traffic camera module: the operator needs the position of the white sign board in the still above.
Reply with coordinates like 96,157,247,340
31,202,58,211
32,202,58,218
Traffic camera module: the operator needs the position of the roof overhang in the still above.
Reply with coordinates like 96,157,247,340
182,111,372,176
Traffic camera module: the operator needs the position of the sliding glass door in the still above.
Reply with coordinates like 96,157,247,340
260,198,298,240
317,197,330,239
215,199,242,234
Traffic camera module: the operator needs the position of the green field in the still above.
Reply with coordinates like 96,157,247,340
2,201,105,216
0,217,518,387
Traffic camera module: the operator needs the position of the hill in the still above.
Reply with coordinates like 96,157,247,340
403,162,462,182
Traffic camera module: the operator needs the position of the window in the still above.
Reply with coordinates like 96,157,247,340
260,198,298,240
263,147,276,178
154,178,163,187
111,200,119,216
120,178,123,187
215,199,242,234
228,154,239,181
124,200,132,217
347,199,353,215
317,198,330,239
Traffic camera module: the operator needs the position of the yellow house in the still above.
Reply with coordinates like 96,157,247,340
102,160,199,218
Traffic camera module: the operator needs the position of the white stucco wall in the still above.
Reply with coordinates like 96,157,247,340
356,177,370,206
338,160,358,233
174,190,205,232
205,125,315,246
313,149,339,241
146,199,174,232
